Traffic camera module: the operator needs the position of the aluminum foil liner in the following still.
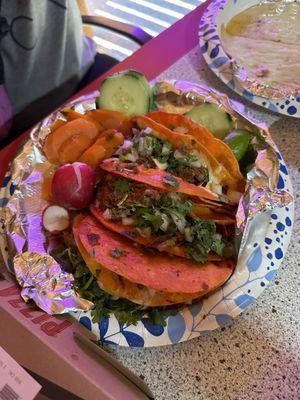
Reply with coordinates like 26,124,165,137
220,0,300,100
0,82,292,315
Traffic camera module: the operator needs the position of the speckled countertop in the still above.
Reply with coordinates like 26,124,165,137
111,47,300,400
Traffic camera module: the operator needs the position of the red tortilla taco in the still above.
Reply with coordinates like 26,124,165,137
92,164,235,262
73,215,234,307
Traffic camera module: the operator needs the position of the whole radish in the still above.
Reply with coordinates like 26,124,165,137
51,162,96,209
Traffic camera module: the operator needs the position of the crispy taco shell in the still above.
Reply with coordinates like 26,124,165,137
100,160,224,203
90,205,225,261
92,169,234,259
73,215,234,308
147,111,244,183
133,114,245,195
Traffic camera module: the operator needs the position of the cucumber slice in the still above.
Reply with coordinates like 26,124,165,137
224,129,251,161
185,103,233,139
97,70,153,117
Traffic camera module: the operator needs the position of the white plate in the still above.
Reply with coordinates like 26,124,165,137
199,0,300,117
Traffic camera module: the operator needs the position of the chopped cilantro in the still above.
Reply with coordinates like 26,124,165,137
117,193,129,207
163,239,176,247
142,213,163,232
119,154,127,162
184,218,225,262
185,247,207,263
147,136,162,154
70,248,178,326
158,194,192,217
114,179,130,196
212,238,225,256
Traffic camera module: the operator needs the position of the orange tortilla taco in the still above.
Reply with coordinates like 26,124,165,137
114,114,245,204
147,111,243,183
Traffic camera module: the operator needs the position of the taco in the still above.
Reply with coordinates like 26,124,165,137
73,215,234,307
115,113,245,203
147,111,243,183
92,162,235,263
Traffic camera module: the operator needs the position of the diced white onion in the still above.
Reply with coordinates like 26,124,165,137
122,217,135,226
125,148,139,162
152,158,168,170
189,159,202,168
162,143,171,156
143,127,152,134
170,212,186,234
160,213,169,232
103,208,112,220
207,182,223,195
189,150,202,167
115,139,133,154
184,227,194,243
173,150,184,159
138,137,146,153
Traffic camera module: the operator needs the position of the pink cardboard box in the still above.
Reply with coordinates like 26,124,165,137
0,279,148,400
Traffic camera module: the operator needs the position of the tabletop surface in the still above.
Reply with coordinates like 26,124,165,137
0,3,299,400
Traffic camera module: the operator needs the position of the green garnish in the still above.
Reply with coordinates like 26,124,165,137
71,249,177,326
53,246,178,327
119,154,127,162
184,218,225,262
185,247,207,263
114,179,131,196
107,184,226,263
117,193,129,207
163,239,176,247
142,213,163,232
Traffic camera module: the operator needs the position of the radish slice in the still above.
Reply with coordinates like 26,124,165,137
42,205,70,234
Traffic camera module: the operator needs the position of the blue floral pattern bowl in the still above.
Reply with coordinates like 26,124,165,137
199,0,300,118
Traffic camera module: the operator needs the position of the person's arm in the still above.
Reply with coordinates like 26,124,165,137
0,0,95,139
